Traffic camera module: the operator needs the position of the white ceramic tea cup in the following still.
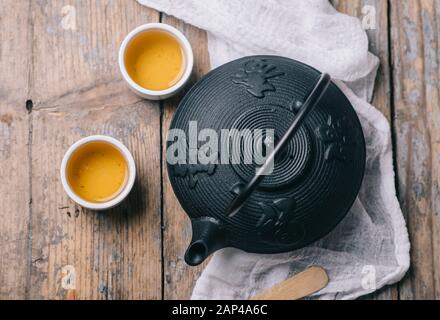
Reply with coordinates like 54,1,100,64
118,23,194,100
60,135,136,211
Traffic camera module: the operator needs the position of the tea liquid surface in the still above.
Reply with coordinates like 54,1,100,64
67,141,128,203
125,30,185,90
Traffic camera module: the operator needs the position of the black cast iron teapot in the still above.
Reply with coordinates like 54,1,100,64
167,56,365,266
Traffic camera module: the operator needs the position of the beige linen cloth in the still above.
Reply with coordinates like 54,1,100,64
137,0,410,299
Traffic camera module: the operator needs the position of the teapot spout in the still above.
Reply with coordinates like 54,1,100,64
185,218,225,266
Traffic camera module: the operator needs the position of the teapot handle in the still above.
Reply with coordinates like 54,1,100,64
226,73,332,217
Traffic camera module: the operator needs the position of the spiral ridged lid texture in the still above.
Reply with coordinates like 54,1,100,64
167,56,366,253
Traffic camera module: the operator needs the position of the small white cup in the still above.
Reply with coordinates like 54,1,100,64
60,135,136,211
118,23,194,100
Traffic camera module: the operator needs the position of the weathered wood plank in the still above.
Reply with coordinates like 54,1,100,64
331,0,392,119
30,0,151,107
28,1,162,299
331,0,398,300
390,0,440,300
29,102,162,300
161,15,211,300
0,0,31,299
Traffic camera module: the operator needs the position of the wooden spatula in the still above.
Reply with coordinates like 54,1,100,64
249,266,329,300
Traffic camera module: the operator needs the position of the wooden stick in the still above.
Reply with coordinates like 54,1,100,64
249,266,329,300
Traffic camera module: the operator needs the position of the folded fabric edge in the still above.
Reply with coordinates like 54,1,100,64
137,0,380,86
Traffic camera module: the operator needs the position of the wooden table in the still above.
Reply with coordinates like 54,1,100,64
0,0,438,300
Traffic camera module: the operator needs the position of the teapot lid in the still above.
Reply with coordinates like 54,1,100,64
167,56,365,260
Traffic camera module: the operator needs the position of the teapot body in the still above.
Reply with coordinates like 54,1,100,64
167,56,366,265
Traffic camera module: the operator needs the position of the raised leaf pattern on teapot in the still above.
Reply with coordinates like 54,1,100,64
232,59,285,98
174,163,216,189
257,197,306,244
316,115,352,162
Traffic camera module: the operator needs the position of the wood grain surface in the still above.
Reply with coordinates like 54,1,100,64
30,0,162,300
390,0,440,300
0,0,437,300
0,0,31,300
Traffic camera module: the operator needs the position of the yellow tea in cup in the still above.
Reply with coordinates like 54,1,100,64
124,30,185,91
66,141,128,203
